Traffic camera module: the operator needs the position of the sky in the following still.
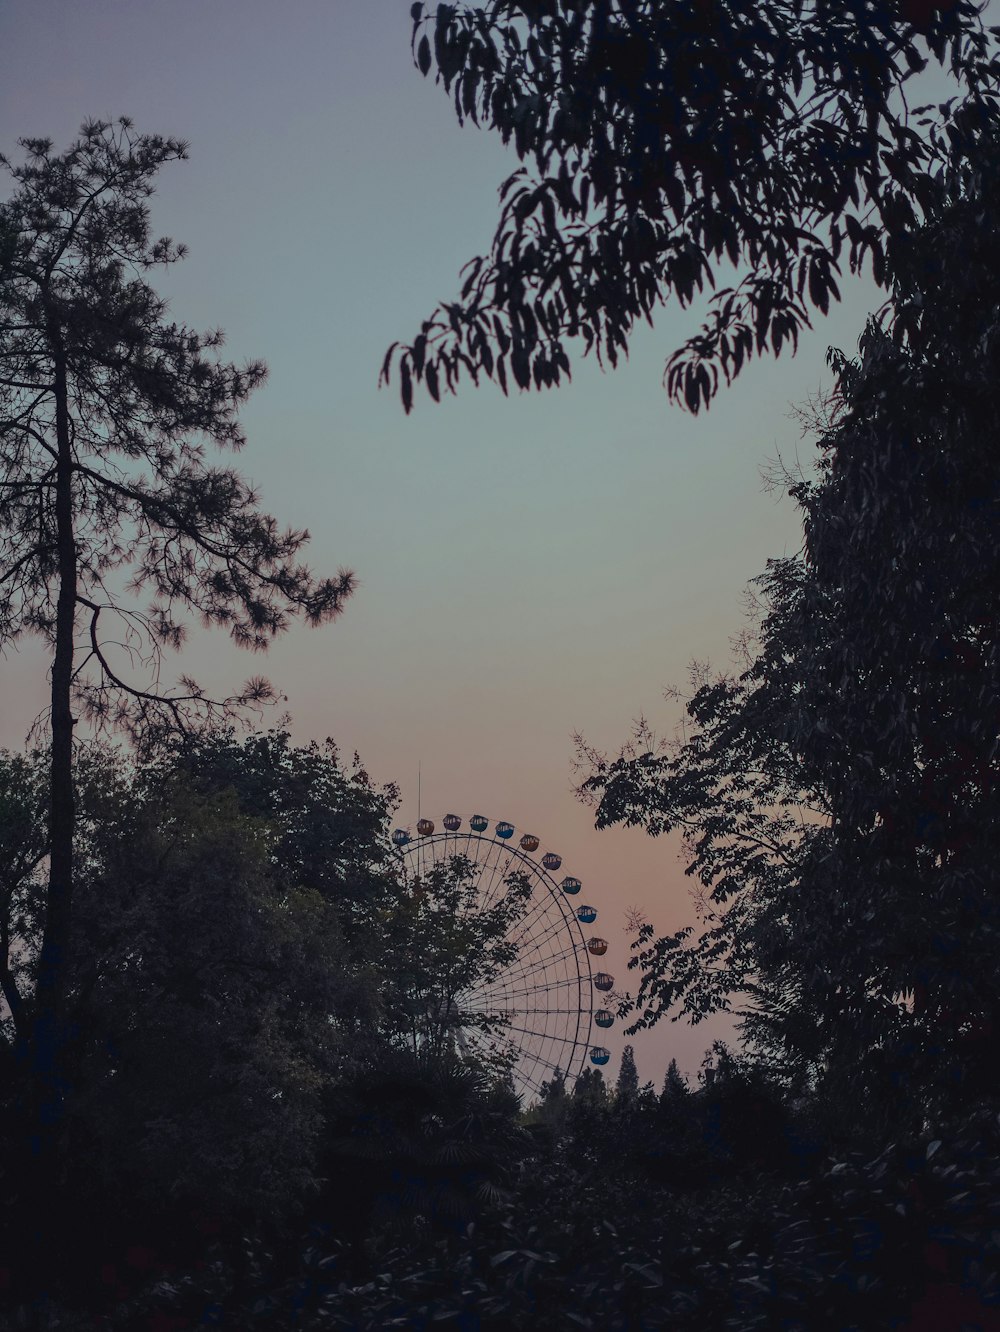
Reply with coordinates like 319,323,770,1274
0,0,899,1083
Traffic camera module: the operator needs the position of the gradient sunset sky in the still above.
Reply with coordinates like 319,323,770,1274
2,0,909,1082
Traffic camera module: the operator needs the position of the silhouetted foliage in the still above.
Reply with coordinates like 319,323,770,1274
579,120,1000,1132
615,1042,640,1104
661,1056,689,1100
375,853,532,1074
161,728,399,962
320,1046,525,1277
8,52,1000,1329
2,739,999,1326
0,121,354,1200
385,0,1000,412
0,737,397,1298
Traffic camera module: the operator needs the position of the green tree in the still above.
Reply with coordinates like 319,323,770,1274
70,772,350,1214
161,728,400,965
321,1045,526,1273
0,122,353,1162
376,853,532,1075
660,1057,689,1101
583,642,828,1075
0,752,46,1052
0,742,374,1296
385,0,1000,412
537,1066,567,1102
0,735,415,1294
579,122,1000,1124
615,1043,640,1104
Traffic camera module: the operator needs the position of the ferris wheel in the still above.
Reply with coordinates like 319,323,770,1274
392,814,616,1101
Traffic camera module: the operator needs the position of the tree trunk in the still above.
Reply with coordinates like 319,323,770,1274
32,318,76,1176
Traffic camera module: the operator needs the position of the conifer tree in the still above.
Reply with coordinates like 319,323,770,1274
661,1057,689,1102
615,1043,640,1103
0,120,353,1187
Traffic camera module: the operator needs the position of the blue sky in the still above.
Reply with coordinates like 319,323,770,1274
1,0,901,1080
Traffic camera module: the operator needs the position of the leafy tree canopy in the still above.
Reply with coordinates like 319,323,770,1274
155,728,400,955
376,853,532,1076
578,120,1000,1121
385,0,1000,413
0,739,397,1217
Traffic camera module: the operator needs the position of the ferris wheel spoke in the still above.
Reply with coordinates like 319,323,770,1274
482,1012,567,1044
461,945,580,1008
500,1017,582,1048
513,915,579,966
457,959,584,1036
507,912,567,966
511,881,579,946
482,973,586,1003
518,1048,571,1089
500,1021,572,1049
476,845,511,913
472,898,576,985
496,1005,586,1016
491,858,542,919
515,1067,546,1097
508,913,583,977
495,942,583,999
461,994,587,1018
492,845,530,905
465,947,584,1007
491,859,561,932
503,873,562,940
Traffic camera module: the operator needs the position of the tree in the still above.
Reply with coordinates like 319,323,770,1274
375,853,532,1076
384,0,1000,413
0,734,431,1283
660,1057,688,1102
161,728,400,963
321,1045,526,1273
0,751,46,1052
0,742,375,1297
537,1066,567,1103
578,119,1000,1123
615,1043,640,1104
577,635,827,1084
0,122,353,1163
69,770,350,1215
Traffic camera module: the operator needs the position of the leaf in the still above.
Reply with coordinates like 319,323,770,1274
417,35,432,76
624,1260,661,1284
380,341,398,386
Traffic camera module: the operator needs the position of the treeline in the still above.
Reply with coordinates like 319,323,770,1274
0,730,531,1313
3,940,997,1332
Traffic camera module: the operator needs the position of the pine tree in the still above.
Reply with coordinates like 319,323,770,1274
0,120,353,1199
660,1058,689,1102
615,1043,640,1104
